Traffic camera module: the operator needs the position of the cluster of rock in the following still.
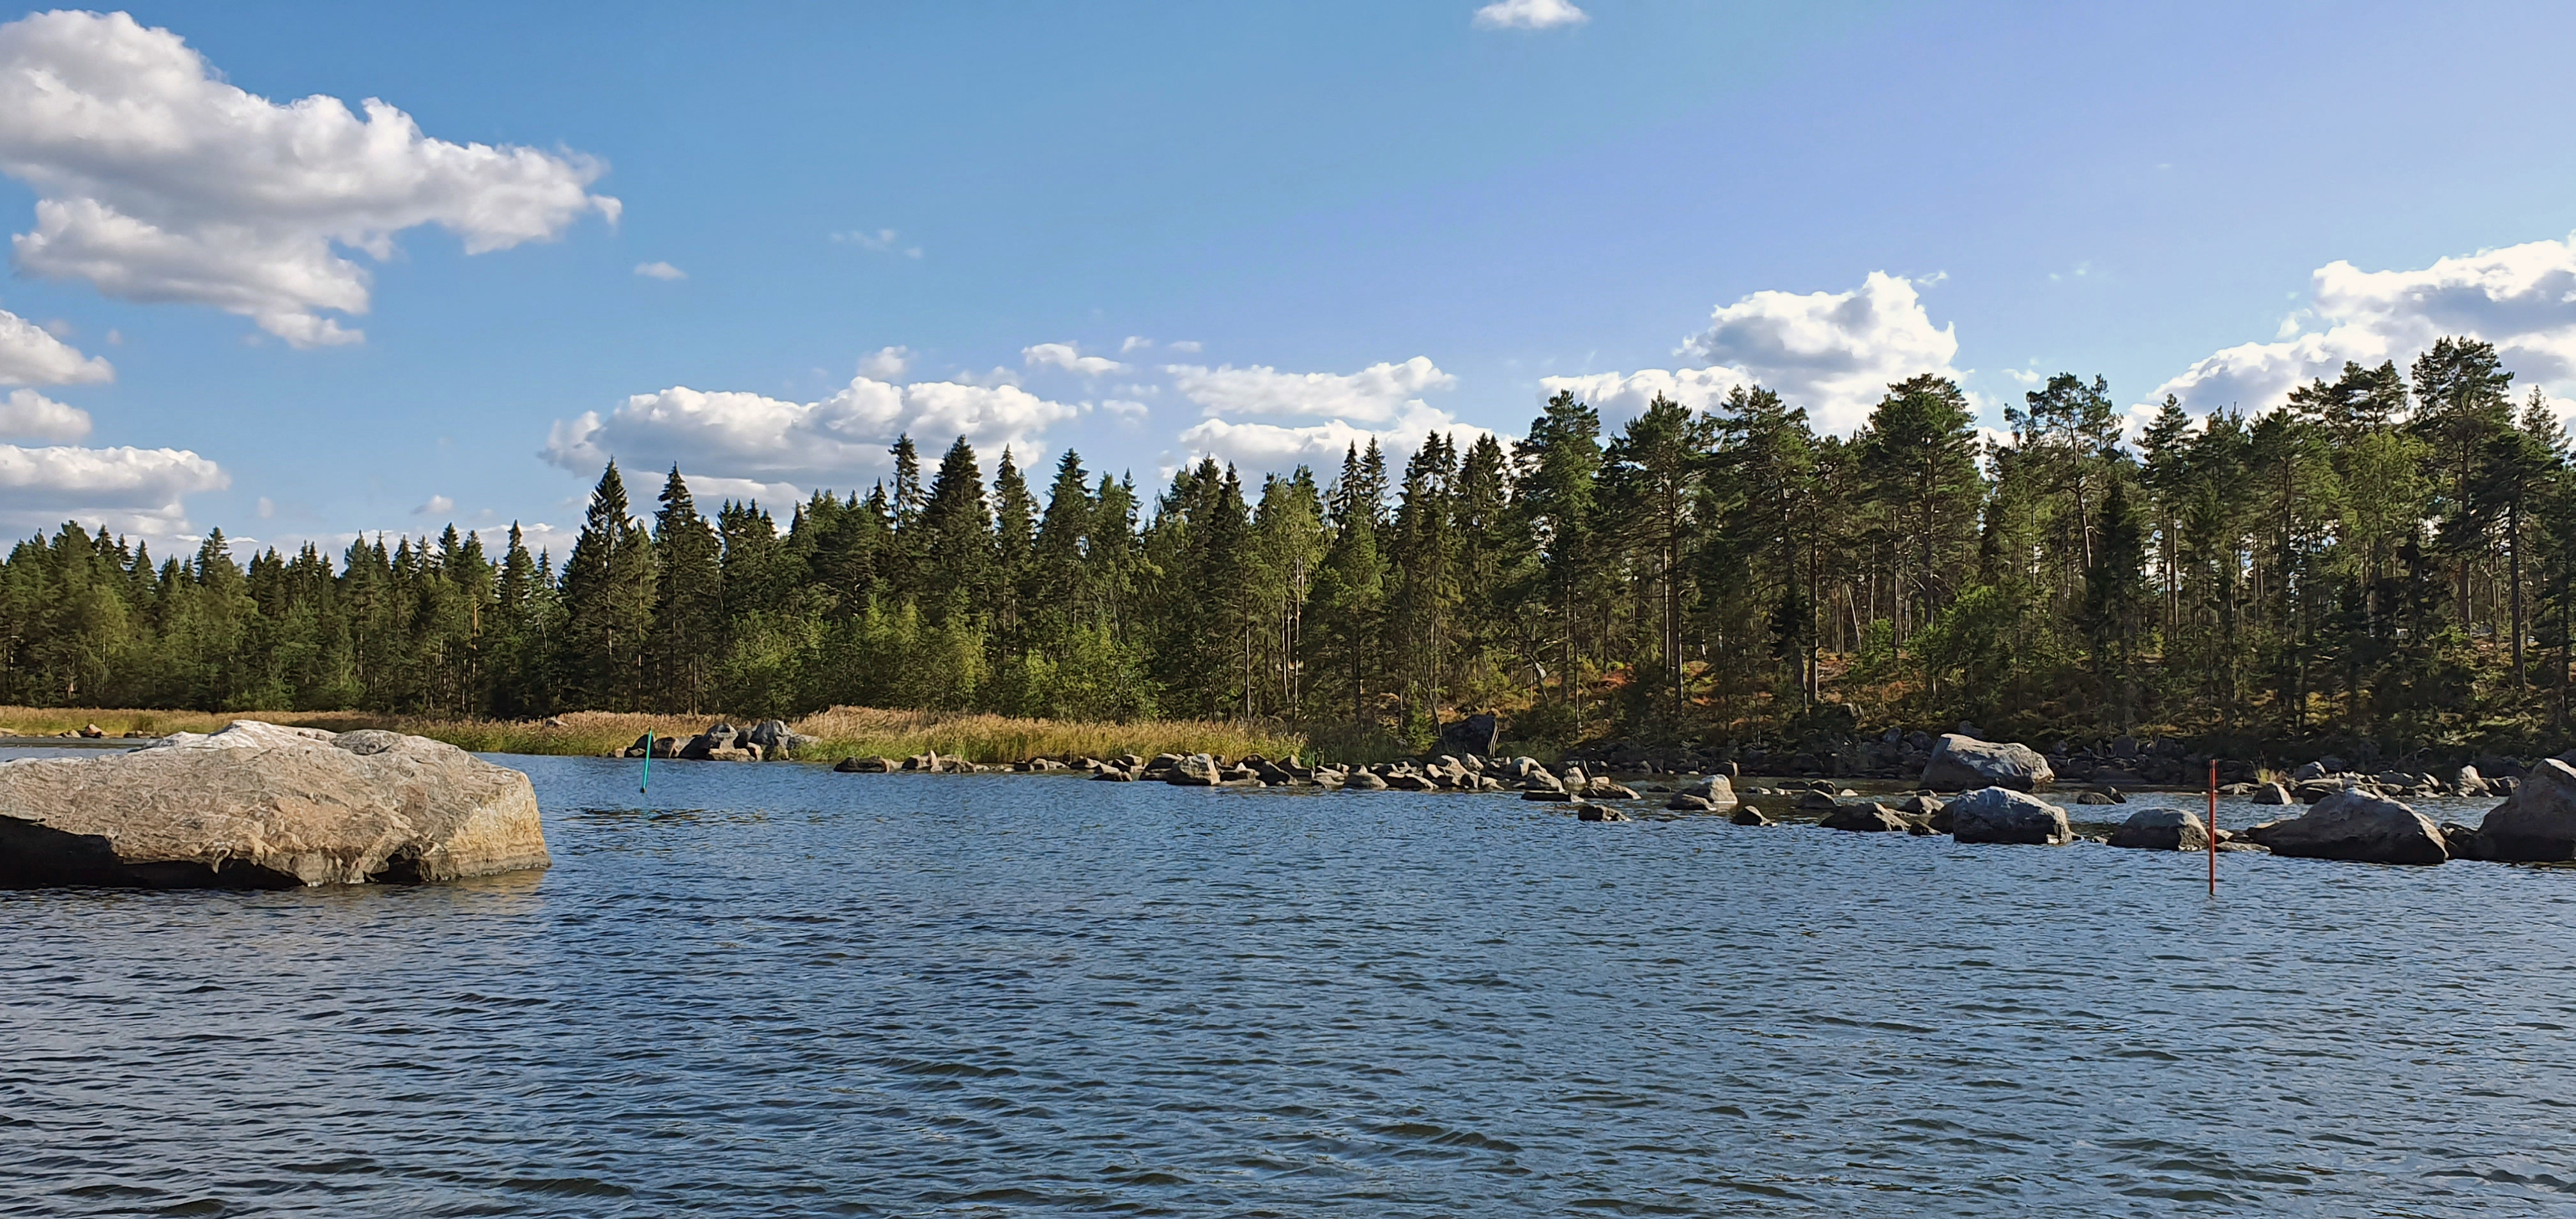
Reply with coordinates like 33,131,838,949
15,723,152,740
621,720,817,762
0,721,549,887
2259,759,2518,804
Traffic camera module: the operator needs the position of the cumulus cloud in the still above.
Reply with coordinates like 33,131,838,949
0,388,91,441
1535,366,1755,422
677,473,802,507
0,10,617,346
1167,356,1453,424
1119,335,1152,354
1177,402,1493,473
2150,233,2576,413
411,494,454,516
857,345,912,379
1023,342,1125,376
542,375,1079,486
1542,272,1961,434
0,305,112,385
633,261,686,280
1473,0,1589,29
0,441,227,536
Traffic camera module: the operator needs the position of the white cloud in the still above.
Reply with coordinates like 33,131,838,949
1167,339,1203,353
254,495,273,519
1023,341,1125,376
542,374,1079,486
0,388,91,441
1532,272,1960,434
1167,355,1454,424
678,472,802,506
1473,0,1589,30
832,227,923,259
411,493,454,516
857,345,912,379
0,305,112,385
0,10,616,347
633,261,686,280
1177,401,1493,473
1098,399,1149,418
1535,366,1754,423
1119,335,1151,354
0,441,227,537
1675,271,1961,433
2151,233,2576,413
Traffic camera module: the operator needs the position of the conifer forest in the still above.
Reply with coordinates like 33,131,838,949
8,336,2575,759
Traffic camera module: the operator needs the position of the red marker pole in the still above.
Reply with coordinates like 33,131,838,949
2207,758,2219,896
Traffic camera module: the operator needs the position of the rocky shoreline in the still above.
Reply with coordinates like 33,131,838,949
822,729,2576,869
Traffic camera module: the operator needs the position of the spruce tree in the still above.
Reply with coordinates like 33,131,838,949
559,461,657,710
651,466,725,712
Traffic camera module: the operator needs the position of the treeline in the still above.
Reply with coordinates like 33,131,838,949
6,334,2573,756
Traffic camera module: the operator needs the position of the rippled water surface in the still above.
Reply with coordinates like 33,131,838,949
6,755,2576,1216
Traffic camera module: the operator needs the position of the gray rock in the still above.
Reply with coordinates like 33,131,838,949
1574,802,1629,822
1819,803,1911,832
1346,770,1389,790
2250,782,2292,805
1731,805,1774,825
1439,713,1500,756
1165,754,1223,786
2244,788,2448,865
1947,786,2072,845
2290,761,2328,783
1675,775,1738,810
1920,733,2055,792
2475,758,2576,862
1666,793,1717,812
1795,790,1841,811
0,721,549,887
2107,808,2210,852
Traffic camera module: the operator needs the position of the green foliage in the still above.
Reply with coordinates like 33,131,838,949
12,337,2576,762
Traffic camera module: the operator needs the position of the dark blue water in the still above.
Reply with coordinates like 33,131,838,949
5,755,2574,1216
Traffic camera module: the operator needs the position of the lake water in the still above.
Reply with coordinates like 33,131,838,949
5,755,2573,1216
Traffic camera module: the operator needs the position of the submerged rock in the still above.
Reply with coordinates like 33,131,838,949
0,721,549,888
2107,808,2209,852
2244,789,2447,865
1920,734,2055,792
1946,786,2072,845
1574,802,1629,822
2474,758,2576,862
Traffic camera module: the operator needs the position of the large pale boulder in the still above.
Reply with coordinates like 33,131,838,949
1164,753,1223,786
2244,788,2447,865
0,721,549,888
1676,775,1738,811
2475,758,2576,862
1946,786,2072,845
2107,808,2209,852
1920,733,2055,792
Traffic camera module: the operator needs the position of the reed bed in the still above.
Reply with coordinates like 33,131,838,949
0,705,1312,763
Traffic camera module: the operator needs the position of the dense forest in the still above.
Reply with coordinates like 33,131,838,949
7,334,2575,758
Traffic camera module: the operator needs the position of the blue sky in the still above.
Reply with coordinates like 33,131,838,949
4,1,2576,555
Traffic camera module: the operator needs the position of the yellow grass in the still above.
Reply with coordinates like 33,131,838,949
0,705,1312,764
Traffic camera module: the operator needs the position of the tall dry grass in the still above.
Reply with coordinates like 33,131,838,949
0,705,1312,763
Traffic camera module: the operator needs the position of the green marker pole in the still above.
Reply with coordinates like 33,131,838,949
640,730,654,795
